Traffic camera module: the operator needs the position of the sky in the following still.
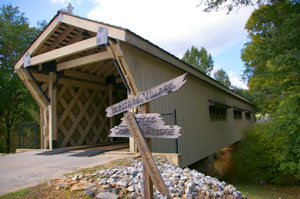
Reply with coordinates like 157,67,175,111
1,0,256,89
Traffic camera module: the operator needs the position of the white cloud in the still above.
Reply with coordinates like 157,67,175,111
87,0,255,58
229,71,248,89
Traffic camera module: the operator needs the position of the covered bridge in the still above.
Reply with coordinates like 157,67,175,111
14,11,255,167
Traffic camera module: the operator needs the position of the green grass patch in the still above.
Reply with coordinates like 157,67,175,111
0,189,30,199
235,184,300,199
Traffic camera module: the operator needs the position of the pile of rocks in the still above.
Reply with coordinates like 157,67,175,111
51,156,246,199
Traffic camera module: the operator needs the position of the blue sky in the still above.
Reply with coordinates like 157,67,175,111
1,0,255,88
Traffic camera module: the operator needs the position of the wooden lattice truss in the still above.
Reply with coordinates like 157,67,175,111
15,12,139,149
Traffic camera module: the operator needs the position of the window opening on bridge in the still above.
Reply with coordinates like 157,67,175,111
209,106,227,121
208,100,230,121
233,110,242,120
245,112,251,120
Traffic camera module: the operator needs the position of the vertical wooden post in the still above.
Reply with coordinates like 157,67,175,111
40,107,45,149
43,107,49,149
109,84,114,143
139,103,154,199
48,72,57,149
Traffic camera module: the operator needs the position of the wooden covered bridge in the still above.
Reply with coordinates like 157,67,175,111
14,11,255,167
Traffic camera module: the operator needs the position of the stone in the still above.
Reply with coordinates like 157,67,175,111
50,156,246,199
96,192,119,199
56,182,68,187
80,178,88,183
70,186,81,192
116,179,128,187
111,188,119,194
127,186,135,192
83,190,95,197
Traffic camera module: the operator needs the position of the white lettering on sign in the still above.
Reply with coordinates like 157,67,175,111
119,113,165,127
106,73,187,117
109,125,181,139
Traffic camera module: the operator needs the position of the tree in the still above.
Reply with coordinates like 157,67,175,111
61,2,74,14
242,1,300,113
213,69,231,87
182,46,214,75
0,4,40,152
199,0,297,13
200,0,300,183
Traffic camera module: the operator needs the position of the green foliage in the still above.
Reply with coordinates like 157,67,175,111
233,124,285,184
241,1,300,113
234,91,300,184
233,1,300,185
213,69,231,87
270,89,300,180
182,46,214,75
199,0,298,13
0,4,40,152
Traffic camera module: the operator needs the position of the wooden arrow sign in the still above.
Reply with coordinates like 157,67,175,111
109,125,181,139
119,113,165,127
124,112,170,197
106,73,187,117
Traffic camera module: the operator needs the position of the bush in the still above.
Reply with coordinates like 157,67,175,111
233,90,300,184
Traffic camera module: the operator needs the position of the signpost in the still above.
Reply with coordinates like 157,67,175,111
109,114,181,139
106,73,187,117
106,73,187,198
124,112,170,197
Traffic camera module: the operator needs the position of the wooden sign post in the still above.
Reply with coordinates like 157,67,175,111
106,73,187,198
124,112,170,197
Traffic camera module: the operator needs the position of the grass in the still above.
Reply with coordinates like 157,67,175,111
0,189,30,199
235,184,300,199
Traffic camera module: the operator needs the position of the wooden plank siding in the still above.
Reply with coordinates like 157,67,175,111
121,42,254,167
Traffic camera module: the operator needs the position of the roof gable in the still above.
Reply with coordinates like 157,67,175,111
14,12,126,69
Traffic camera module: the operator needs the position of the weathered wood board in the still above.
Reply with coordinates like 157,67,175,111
119,113,165,127
106,73,187,117
109,125,181,139
124,112,170,197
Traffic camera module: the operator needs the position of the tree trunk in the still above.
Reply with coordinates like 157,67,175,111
5,128,10,153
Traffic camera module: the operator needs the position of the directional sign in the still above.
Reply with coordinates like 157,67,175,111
109,125,181,139
119,113,165,127
106,73,187,117
124,112,170,197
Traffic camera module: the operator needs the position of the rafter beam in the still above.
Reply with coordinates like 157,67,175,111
57,51,113,71
30,36,98,66
60,14,126,41
64,70,105,84
32,72,108,91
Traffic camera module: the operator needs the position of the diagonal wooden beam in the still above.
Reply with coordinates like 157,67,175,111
15,14,62,69
60,90,97,147
77,92,108,145
60,14,126,41
108,40,139,95
30,36,98,66
47,25,74,51
17,68,49,109
57,50,113,71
